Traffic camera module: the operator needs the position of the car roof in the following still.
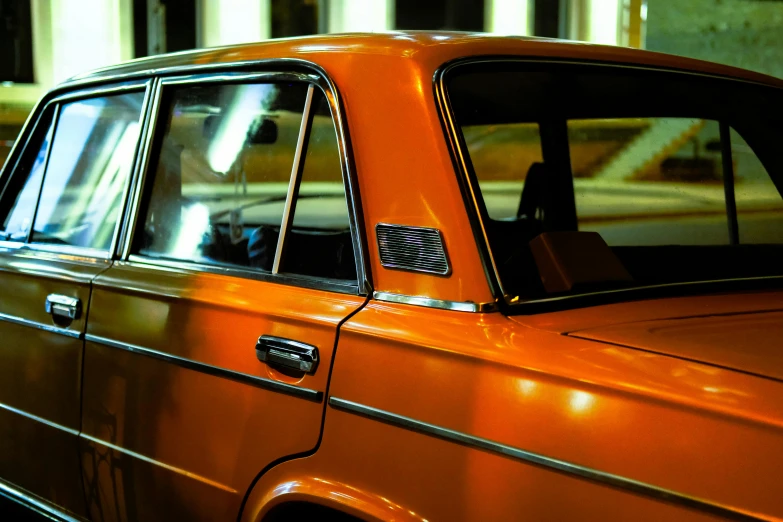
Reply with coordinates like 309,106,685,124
66,31,783,89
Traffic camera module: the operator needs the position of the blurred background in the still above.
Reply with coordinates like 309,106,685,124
1,0,782,169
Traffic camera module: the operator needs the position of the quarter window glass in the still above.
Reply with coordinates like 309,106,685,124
138,82,308,270
569,118,729,246
279,91,356,280
462,122,543,221
731,128,783,244
31,93,145,250
0,113,54,241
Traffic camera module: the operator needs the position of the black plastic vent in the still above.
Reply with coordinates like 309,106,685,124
376,223,450,276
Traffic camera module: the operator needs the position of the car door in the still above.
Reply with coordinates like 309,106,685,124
79,72,368,521
0,82,150,518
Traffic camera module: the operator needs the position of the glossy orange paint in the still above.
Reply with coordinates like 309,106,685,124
244,293,783,521
80,261,365,520
0,249,104,518
3,33,780,521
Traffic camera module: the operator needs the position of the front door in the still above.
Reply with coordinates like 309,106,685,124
0,84,149,517
80,73,367,521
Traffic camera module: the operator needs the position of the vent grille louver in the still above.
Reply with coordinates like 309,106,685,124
376,223,450,276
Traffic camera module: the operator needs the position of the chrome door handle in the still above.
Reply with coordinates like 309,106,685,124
255,335,319,373
45,294,81,320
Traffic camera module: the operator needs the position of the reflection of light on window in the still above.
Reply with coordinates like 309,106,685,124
570,390,595,412
35,100,103,228
171,203,209,259
516,379,537,395
589,0,620,46
207,85,269,174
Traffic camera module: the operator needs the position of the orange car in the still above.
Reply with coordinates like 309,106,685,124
0,32,782,522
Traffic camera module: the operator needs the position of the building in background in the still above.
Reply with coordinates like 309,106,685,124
2,0,781,165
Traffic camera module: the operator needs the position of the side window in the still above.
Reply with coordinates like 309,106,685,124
31,93,145,250
278,91,356,280
136,81,358,284
138,81,307,269
731,128,783,244
568,117,730,246
462,122,543,221
0,110,54,241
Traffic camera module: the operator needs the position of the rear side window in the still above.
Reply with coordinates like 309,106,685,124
0,90,145,252
448,65,783,301
135,80,357,284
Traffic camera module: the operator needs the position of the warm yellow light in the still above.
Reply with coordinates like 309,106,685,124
202,0,270,46
569,390,595,412
328,0,393,33
589,0,621,45
486,0,531,36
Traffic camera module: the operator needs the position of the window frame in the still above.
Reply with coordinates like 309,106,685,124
435,57,783,313
0,80,153,260
121,70,367,296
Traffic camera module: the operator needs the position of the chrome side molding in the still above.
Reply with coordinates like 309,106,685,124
329,397,766,522
373,291,497,313
86,334,322,402
0,476,85,522
0,311,81,339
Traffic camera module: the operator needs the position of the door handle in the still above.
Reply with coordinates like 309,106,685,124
45,294,81,320
255,335,319,373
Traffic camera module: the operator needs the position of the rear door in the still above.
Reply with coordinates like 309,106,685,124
0,83,149,517
80,72,367,521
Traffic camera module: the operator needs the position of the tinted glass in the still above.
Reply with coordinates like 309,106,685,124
137,82,308,270
569,117,729,246
31,93,145,250
279,92,356,280
448,65,783,301
0,112,54,242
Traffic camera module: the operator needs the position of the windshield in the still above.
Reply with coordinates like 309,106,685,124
445,62,783,304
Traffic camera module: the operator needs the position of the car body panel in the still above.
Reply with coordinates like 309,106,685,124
242,295,783,521
0,248,106,518
0,32,781,521
569,309,783,382
79,261,364,520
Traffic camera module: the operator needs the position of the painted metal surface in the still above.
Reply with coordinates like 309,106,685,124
1,32,782,521
80,261,365,520
0,249,108,518
243,294,783,521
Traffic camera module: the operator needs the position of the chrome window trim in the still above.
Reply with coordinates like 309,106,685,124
119,78,162,259
86,334,323,402
1,80,152,262
0,240,111,266
433,57,783,311
0,310,81,339
122,65,370,296
373,291,496,313
47,80,150,106
0,476,85,522
158,71,318,87
123,256,359,295
329,397,765,522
